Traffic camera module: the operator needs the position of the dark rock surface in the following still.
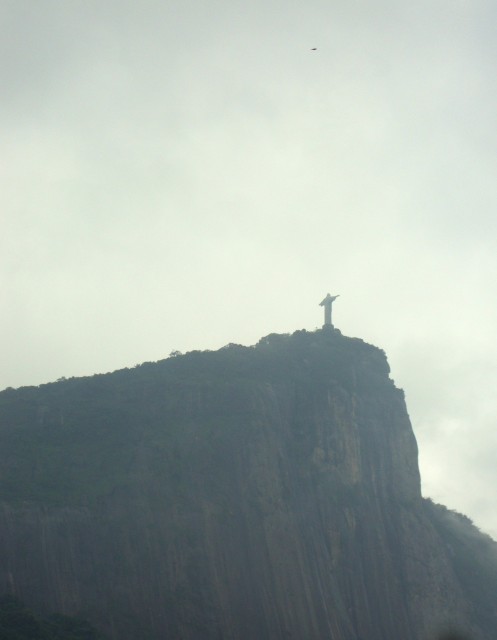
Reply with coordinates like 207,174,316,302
0,329,495,639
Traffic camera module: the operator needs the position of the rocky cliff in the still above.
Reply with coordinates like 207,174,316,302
0,329,495,639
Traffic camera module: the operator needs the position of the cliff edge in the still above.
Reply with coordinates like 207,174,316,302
0,329,495,639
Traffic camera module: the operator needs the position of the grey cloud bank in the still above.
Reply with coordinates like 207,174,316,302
1,1,496,536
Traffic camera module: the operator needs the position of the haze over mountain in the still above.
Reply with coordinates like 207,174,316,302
0,328,495,639
2,1,497,542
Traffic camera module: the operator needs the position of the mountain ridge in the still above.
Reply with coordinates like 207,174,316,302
0,328,495,639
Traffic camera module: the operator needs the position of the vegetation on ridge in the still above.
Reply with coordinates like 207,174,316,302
0,329,394,506
425,499,497,633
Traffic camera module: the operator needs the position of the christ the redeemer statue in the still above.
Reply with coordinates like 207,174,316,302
320,293,339,328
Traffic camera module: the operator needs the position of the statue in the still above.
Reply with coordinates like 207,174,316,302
319,293,339,328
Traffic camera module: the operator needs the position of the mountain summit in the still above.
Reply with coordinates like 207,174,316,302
0,329,496,639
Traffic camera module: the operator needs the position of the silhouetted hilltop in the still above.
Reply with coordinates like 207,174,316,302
0,329,495,639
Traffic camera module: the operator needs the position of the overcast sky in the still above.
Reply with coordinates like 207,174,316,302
1,1,497,537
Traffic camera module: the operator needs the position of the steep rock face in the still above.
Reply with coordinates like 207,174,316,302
0,330,495,639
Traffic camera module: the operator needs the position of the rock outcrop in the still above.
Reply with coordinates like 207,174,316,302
0,329,495,639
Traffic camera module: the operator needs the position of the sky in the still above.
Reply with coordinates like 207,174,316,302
1,1,497,537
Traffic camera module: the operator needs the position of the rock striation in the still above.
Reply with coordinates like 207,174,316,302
0,329,495,639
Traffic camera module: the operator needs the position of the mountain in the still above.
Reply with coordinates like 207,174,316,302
0,329,495,639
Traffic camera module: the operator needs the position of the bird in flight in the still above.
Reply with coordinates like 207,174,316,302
311,47,317,50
